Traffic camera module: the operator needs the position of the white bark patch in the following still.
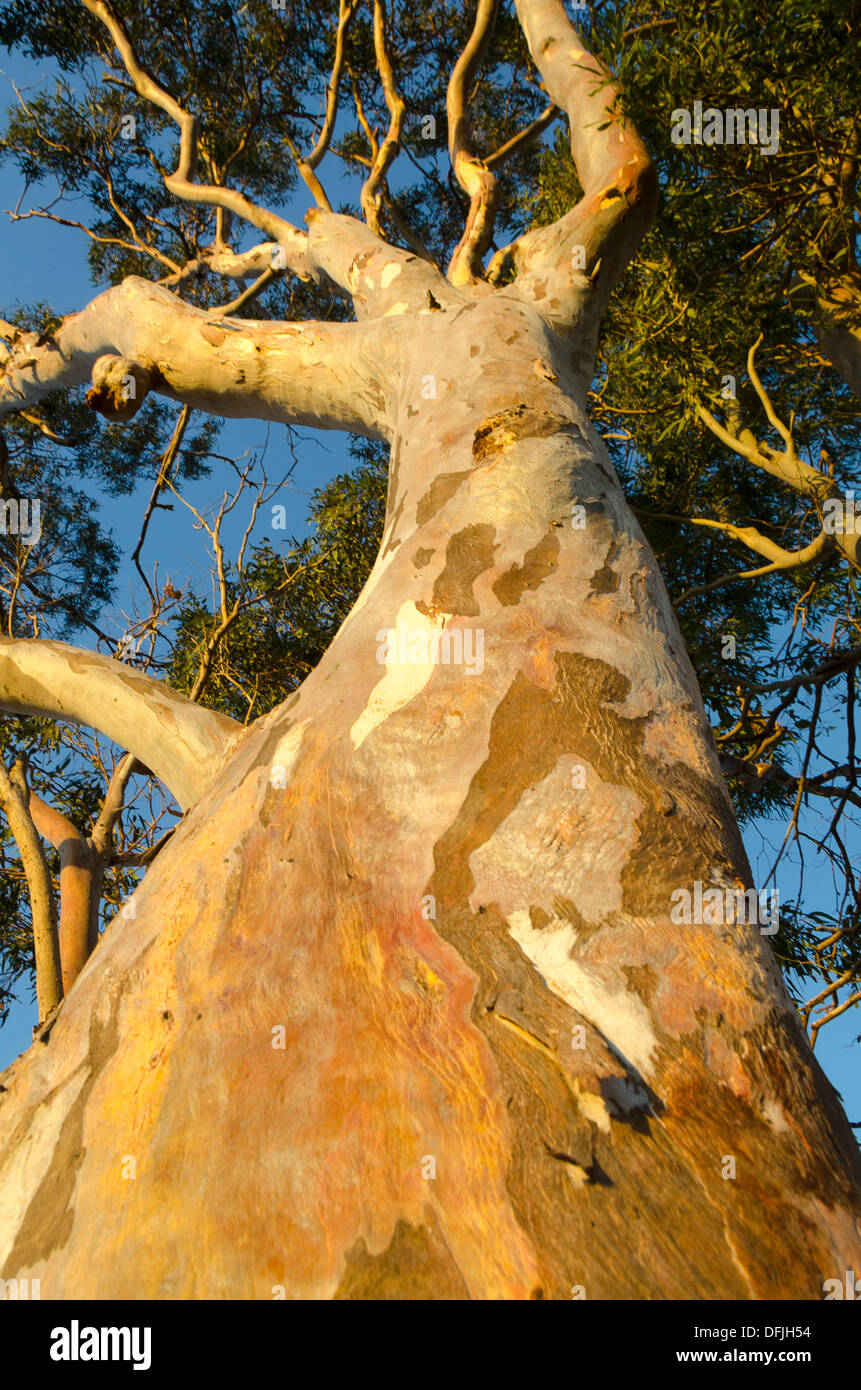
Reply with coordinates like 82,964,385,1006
384,301,410,317
270,718,310,785
380,263,403,289
0,1068,89,1269
468,755,640,923
507,909,658,1078
576,1089,612,1134
350,601,448,749
762,1099,791,1134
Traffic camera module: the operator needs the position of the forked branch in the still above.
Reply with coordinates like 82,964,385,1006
446,0,502,285
499,0,656,322
696,336,860,569
80,0,310,274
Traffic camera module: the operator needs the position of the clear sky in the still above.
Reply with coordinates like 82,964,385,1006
0,41,857,1136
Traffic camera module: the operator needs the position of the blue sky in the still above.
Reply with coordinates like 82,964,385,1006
0,40,857,1133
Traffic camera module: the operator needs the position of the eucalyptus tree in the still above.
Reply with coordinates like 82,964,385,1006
0,0,858,1301
520,0,861,1043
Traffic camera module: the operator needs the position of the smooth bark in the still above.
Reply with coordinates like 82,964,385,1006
0,0,858,1300
0,638,241,811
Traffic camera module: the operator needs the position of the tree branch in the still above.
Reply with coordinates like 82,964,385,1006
673,519,833,602
504,0,657,323
807,271,861,402
0,758,62,1019
292,0,360,209
360,0,407,239
719,752,861,811
83,0,467,324
485,103,559,171
90,752,139,855
0,637,242,811
446,0,502,285
0,276,397,440
695,340,860,570
80,0,311,275
27,783,101,995
723,645,861,696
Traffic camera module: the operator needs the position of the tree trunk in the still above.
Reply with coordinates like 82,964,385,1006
1,293,859,1299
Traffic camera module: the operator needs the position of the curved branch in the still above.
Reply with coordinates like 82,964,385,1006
80,0,311,275
0,759,62,1018
360,0,407,238
0,638,242,811
506,0,657,322
446,0,502,285
675,525,833,603
695,341,860,571
0,276,397,439
295,0,361,208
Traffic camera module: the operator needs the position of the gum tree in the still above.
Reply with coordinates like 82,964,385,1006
525,0,861,1044
0,0,859,1300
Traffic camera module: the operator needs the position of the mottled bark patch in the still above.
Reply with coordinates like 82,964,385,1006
412,547,435,569
198,324,226,347
492,530,559,606
427,720,850,1295
418,524,497,618
552,895,604,948
333,1218,470,1299
589,538,620,594
622,963,660,1008
424,664,680,1293
415,471,471,526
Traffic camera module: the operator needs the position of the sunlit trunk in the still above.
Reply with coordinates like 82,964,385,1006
1,296,858,1298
